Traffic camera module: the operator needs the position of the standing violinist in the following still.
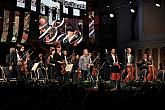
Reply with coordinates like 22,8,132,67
79,49,93,81
124,48,135,82
35,53,46,79
24,52,34,79
62,50,70,83
16,44,25,79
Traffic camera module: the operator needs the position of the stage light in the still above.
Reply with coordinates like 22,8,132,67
130,8,135,13
110,13,114,18
130,2,136,13
155,3,161,7
155,0,161,7
106,5,110,8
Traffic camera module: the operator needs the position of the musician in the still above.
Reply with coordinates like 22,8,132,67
100,49,111,81
62,50,69,64
16,45,25,60
24,52,34,79
78,49,93,81
109,48,121,81
53,43,63,82
124,48,135,82
146,55,156,81
16,44,26,79
139,53,148,81
62,50,70,83
147,55,153,66
47,47,56,80
6,47,17,78
72,54,80,83
35,53,46,79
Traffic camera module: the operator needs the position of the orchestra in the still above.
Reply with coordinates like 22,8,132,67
2,43,164,84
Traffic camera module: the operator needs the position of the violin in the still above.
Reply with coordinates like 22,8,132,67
92,67,97,77
20,51,34,74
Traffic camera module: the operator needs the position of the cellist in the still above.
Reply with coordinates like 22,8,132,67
147,55,156,81
110,48,121,82
124,48,135,82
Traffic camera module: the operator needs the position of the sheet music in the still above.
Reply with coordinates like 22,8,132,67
31,63,39,71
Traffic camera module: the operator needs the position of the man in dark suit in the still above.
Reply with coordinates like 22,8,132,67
6,47,18,78
109,49,120,81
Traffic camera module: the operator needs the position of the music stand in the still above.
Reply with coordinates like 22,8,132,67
31,63,40,79
65,64,73,72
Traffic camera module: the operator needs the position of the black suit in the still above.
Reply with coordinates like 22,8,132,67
140,59,148,70
124,55,135,66
53,52,63,82
123,55,135,80
6,52,18,78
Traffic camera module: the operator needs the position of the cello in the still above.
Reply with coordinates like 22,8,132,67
111,54,121,81
124,49,135,82
125,65,135,82
147,58,156,81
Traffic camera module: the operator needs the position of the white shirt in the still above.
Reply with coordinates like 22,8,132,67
127,54,131,65
17,52,21,61
144,58,147,62
64,55,68,64
111,54,116,64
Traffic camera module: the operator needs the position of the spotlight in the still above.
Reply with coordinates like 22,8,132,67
106,5,110,8
130,2,136,13
110,13,114,18
155,0,161,7
130,9,135,13
155,3,161,7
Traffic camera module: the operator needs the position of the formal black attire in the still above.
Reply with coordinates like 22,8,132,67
53,52,63,82
6,52,18,78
